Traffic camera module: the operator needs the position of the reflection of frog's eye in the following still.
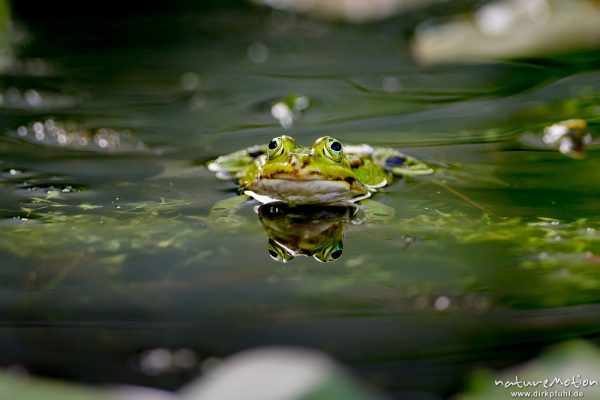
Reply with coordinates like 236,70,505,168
324,138,343,162
267,137,284,159
268,238,294,262
314,241,343,262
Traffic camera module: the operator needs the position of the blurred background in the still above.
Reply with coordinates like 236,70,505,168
0,0,599,399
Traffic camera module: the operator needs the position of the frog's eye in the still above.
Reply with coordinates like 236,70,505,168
267,137,285,159
323,138,344,162
314,241,343,263
268,238,294,262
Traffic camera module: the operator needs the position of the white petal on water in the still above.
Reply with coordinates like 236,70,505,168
183,348,335,400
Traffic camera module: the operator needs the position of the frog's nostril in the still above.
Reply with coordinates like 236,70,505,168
385,155,406,167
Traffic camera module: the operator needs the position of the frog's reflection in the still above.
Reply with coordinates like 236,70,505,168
257,202,357,263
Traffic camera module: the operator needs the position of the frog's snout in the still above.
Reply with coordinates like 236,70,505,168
289,155,299,167
289,154,312,170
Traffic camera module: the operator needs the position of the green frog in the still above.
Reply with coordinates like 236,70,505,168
208,135,433,205
207,135,432,262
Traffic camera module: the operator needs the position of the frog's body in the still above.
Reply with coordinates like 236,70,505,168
207,135,432,262
208,135,433,205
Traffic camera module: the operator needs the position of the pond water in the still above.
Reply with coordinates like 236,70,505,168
0,2,599,398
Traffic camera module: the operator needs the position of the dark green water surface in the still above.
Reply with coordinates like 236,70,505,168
0,3,599,399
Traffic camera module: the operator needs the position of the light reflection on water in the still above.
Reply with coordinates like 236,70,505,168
0,4,599,398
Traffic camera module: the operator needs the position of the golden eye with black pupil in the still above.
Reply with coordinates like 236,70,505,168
267,137,284,159
323,137,343,162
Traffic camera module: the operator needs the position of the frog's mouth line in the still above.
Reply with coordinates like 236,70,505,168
256,178,353,192
265,172,356,184
249,177,368,199
245,178,372,204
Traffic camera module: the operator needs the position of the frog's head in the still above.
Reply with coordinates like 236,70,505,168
246,135,369,204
